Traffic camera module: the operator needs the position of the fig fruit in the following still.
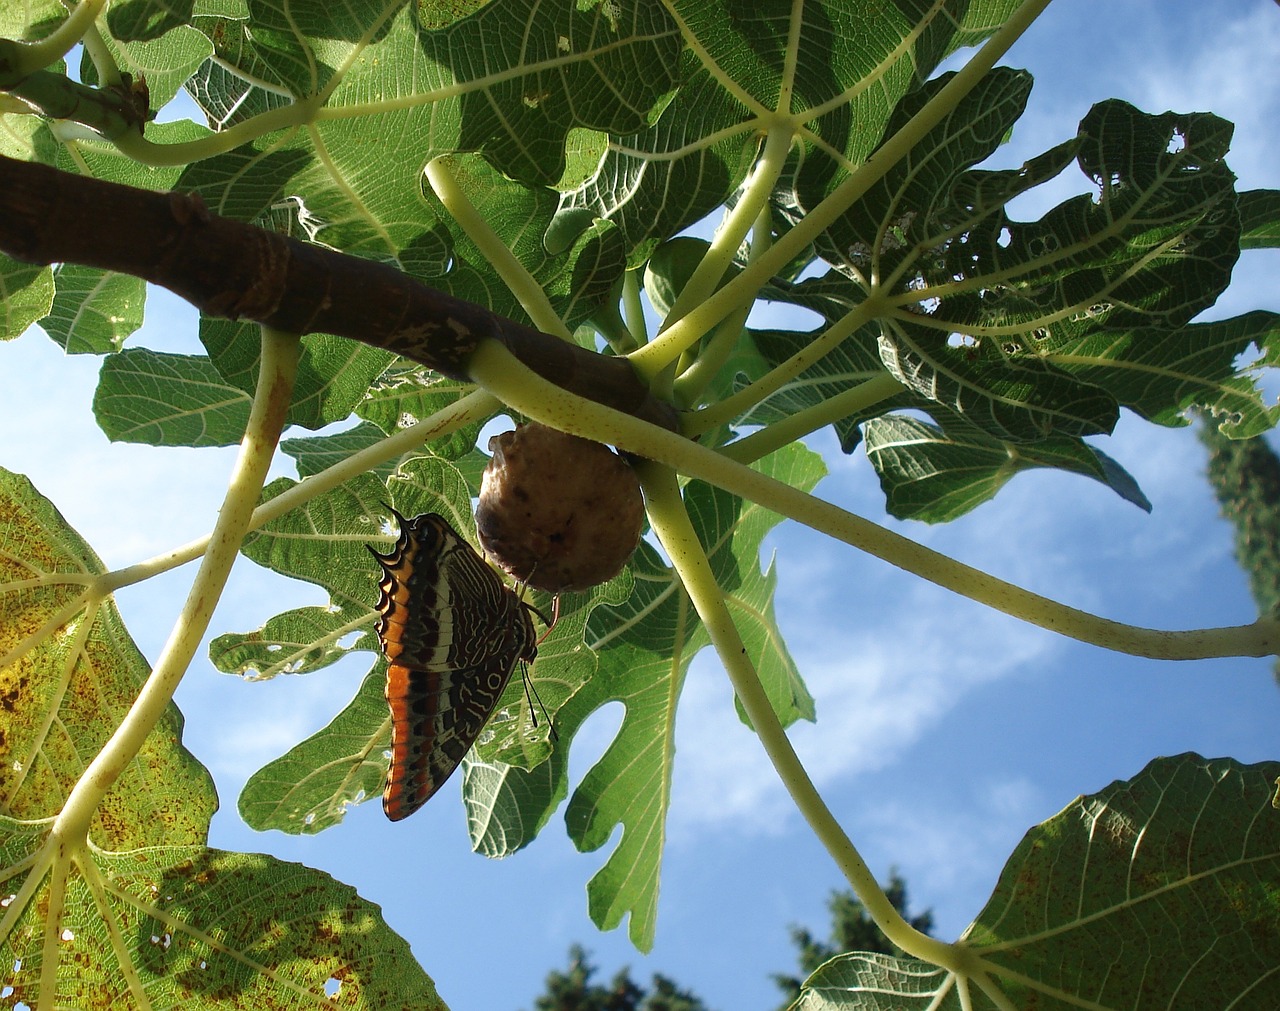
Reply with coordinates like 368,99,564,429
476,422,644,593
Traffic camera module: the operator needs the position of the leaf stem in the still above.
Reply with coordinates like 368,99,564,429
638,127,793,380
97,388,498,593
37,844,70,1010
49,327,300,843
719,372,906,464
0,1,108,83
469,339,1280,661
78,22,123,89
621,268,649,346
685,295,887,436
636,461,957,965
673,200,779,409
425,156,571,338
108,103,312,166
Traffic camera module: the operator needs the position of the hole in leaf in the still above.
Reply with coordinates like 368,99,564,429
325,977,341,998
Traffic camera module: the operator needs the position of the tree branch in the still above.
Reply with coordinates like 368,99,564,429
0,153,678,434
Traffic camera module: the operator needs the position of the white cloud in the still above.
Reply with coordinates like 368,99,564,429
853,775,1050,938
668,584,1051,838
1133,5,1280,190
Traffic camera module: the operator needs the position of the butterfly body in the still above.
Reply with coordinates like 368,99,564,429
369,510,537,822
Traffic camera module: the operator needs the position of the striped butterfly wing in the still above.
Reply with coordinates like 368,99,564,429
369,510,538,822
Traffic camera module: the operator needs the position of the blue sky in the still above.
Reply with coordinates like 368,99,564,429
3,2,1279,1008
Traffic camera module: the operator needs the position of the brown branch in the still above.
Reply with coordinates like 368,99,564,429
0,153,678,433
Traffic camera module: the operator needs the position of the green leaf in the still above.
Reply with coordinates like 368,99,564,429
0,468,216,849
794,754,1280,1009
1239,189,1280,249
355,364,489,461
237,664,389,833
182,0,683,264
1053,310,1280,439
200,319,395,431
566,0,1019,265
280,421,400,480
219,457,473,832
0,821,446,1009
467,444,824,951
93,348,252,446
42,265,145,354
208,472,398,683
864,414,1150,523
106,0,194,44
0,253,53,341
407,153,628,327
82,23,213,109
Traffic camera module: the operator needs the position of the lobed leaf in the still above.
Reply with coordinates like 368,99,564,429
794,754,1280,1009
234,468,633,833
1238,189,1280,249
43,265,145,355
863,414,1150,523
0,468,216,850
463,444,824,951
93,348,252,446
0,819,444,1009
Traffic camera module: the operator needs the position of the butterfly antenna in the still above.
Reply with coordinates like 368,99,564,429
533,593,560,645
521,664,559,742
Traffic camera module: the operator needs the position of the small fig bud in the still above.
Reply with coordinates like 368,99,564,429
476,422,644,593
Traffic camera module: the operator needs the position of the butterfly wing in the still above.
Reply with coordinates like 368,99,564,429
370,511,537,822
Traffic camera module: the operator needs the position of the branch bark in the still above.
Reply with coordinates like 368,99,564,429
0,153,678,433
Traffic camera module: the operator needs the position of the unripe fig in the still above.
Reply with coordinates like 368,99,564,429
476,422,644,593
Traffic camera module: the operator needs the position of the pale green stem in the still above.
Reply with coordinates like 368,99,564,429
469,339,1280,661
673,200,779,408
626,0,1053,378
0,0,108,79
621,268,649,346
720,372,906,464
972,968,1022,1011
96,388,498,594
50,327,300,843
425,156,571,339
644,126,793,377
78,22,122,88
686,295,886,436
37,844,71,1010
638,461,959,966
78,853,152,1011
108,102,313,166
0,841,54,949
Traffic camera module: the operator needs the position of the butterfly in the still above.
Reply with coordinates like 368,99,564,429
368,507,542,821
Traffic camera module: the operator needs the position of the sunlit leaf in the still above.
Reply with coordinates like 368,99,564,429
864,413,1150,522
0,468,216,849
794,754,1280,1009
0,820,445,1010
93,348,252,446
